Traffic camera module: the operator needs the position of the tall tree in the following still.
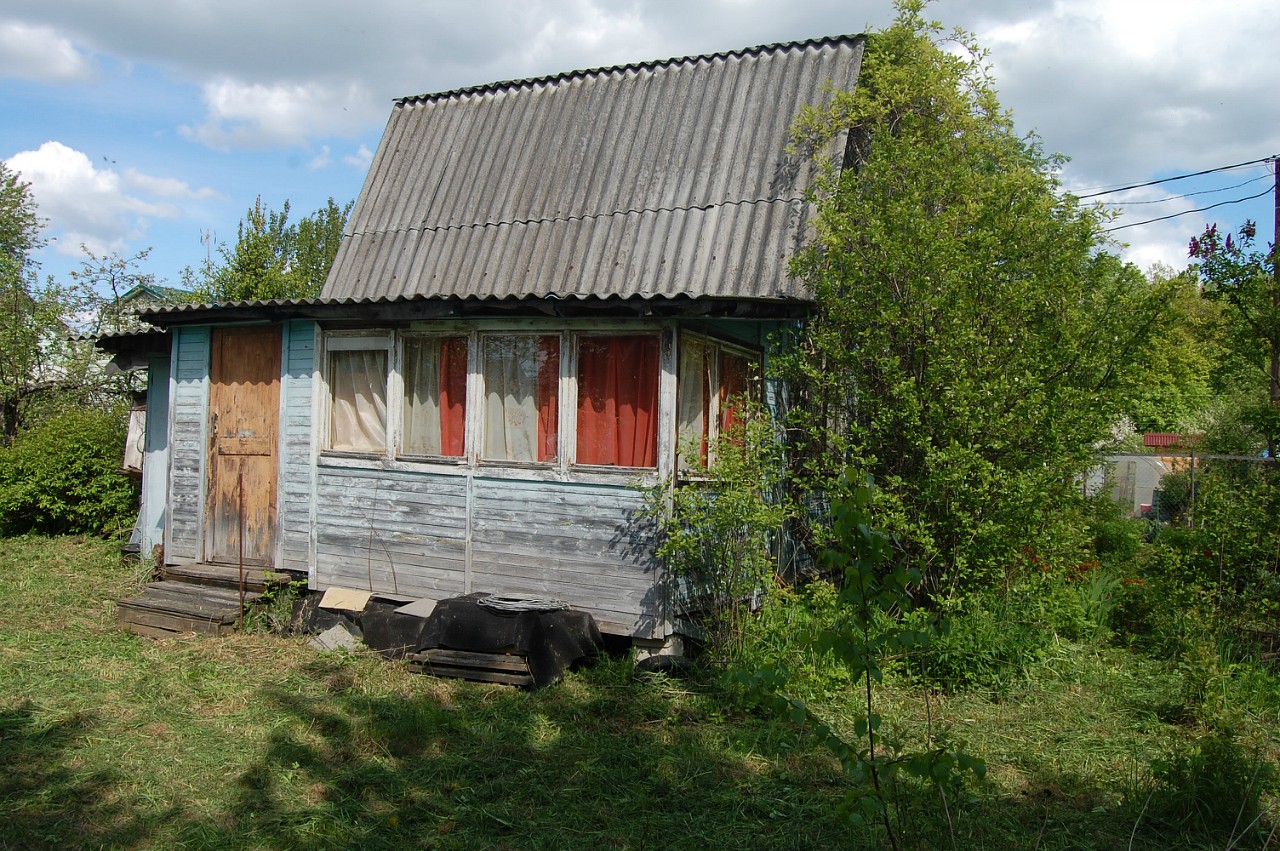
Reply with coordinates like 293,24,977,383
1189,220,1280,457
0,163,80,438
779,1,1166,593
1125,264,1225,434
188,196,352,302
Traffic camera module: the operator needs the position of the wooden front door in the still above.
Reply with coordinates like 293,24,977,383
205,326,281,566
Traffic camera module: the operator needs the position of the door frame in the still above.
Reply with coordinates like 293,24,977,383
203,324,282,567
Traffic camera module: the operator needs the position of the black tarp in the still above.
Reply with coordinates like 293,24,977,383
417,593,603,688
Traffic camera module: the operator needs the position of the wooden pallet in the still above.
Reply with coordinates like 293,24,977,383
406,648,534,687
117,580,261,638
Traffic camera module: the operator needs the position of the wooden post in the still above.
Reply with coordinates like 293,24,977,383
238,469,246,618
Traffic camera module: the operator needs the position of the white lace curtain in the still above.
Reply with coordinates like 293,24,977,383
482,335,558,462
329,349,387,452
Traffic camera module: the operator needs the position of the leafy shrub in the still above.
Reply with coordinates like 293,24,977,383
1131,729,1277,843
650,403,789,666
912,574,1098,693
909,593,1046,693
736,581,856,700
0,407,139,536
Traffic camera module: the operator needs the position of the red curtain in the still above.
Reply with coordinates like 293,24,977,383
720,350,749,434
439,337,468,457
576,336,660,467
537,336,560,462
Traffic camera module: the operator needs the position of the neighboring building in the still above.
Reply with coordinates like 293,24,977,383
114,36,866,646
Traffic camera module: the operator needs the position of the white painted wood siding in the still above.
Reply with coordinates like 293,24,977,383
165,326,210,561
278,321,316,573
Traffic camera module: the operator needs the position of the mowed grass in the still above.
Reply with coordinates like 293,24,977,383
1,536,1276,849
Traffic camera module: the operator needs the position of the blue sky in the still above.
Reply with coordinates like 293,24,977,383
4,0,1279,292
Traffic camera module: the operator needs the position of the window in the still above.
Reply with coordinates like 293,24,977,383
320,325,752,475
327,336,389,453
677,336,758,469
481,334,560,463
401,335,468,457
575,335,660,468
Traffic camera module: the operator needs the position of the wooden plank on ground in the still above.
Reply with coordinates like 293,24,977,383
405,650,534,687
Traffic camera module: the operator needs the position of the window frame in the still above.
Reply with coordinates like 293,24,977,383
321,330,393,458
396,331,472,464
317,322,755,483
676,332,763,472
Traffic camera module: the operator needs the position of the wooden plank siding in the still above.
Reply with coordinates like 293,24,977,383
309,466,662,637
469,478,661,637
165,326,210,560
277,321,317,573
313,466,470,601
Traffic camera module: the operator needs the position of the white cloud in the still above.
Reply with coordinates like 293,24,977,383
178,77,380,150
0,20,94,81
5,141,213,258
343,145,373,169
121,168,219,200
307,145,333,171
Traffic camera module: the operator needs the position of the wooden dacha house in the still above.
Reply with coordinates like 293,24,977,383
107,35,865,651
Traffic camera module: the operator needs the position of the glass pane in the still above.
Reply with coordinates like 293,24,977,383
402,336,468,457
677,339,711,469
329,349,387,452
720,349,752,434
576,335,659,467
482,335,559,462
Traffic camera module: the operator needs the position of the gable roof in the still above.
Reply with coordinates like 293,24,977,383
323,35,864,306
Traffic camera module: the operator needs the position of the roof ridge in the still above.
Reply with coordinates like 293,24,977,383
345,196,804,240
395,33,865,106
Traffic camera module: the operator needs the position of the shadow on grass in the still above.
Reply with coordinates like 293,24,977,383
0,702,181,848
174,658,862,849
4,658,1269,850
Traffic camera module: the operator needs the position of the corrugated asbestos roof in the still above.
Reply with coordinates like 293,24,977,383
324,35,865,304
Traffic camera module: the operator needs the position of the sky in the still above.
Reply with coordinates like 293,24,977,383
3,0,1279,292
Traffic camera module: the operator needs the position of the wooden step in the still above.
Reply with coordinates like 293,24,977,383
117,580,262,638
159,562,292,593
406,648,534,687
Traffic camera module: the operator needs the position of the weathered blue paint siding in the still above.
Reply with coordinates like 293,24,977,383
165,325,210,561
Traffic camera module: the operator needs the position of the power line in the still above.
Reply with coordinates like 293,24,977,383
1075,155,1275,199
1098,173,1271,207
1103,186,1273,233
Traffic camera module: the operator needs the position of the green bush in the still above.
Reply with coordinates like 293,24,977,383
1132,729,1277,844
0,407,139,537
736,581,856,700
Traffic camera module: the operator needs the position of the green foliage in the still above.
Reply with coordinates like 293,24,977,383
651,402,789,665
0,162,41,260
1131,729,1277,845
1189,220,1280,456
187,196,352,302
734,581,857,700
242,576,309,635
1126,265,1225,433
778,1,1164,596
911,579,1085,693
743,476,984,847
0,406,138,536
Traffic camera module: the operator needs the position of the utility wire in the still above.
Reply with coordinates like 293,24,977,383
1076,155,1275,199
1098,173,1271,206
1103,186,1273,233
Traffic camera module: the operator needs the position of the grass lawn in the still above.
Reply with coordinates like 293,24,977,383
1,536,1275,849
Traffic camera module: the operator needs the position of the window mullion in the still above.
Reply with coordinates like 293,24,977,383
387,332,403,460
